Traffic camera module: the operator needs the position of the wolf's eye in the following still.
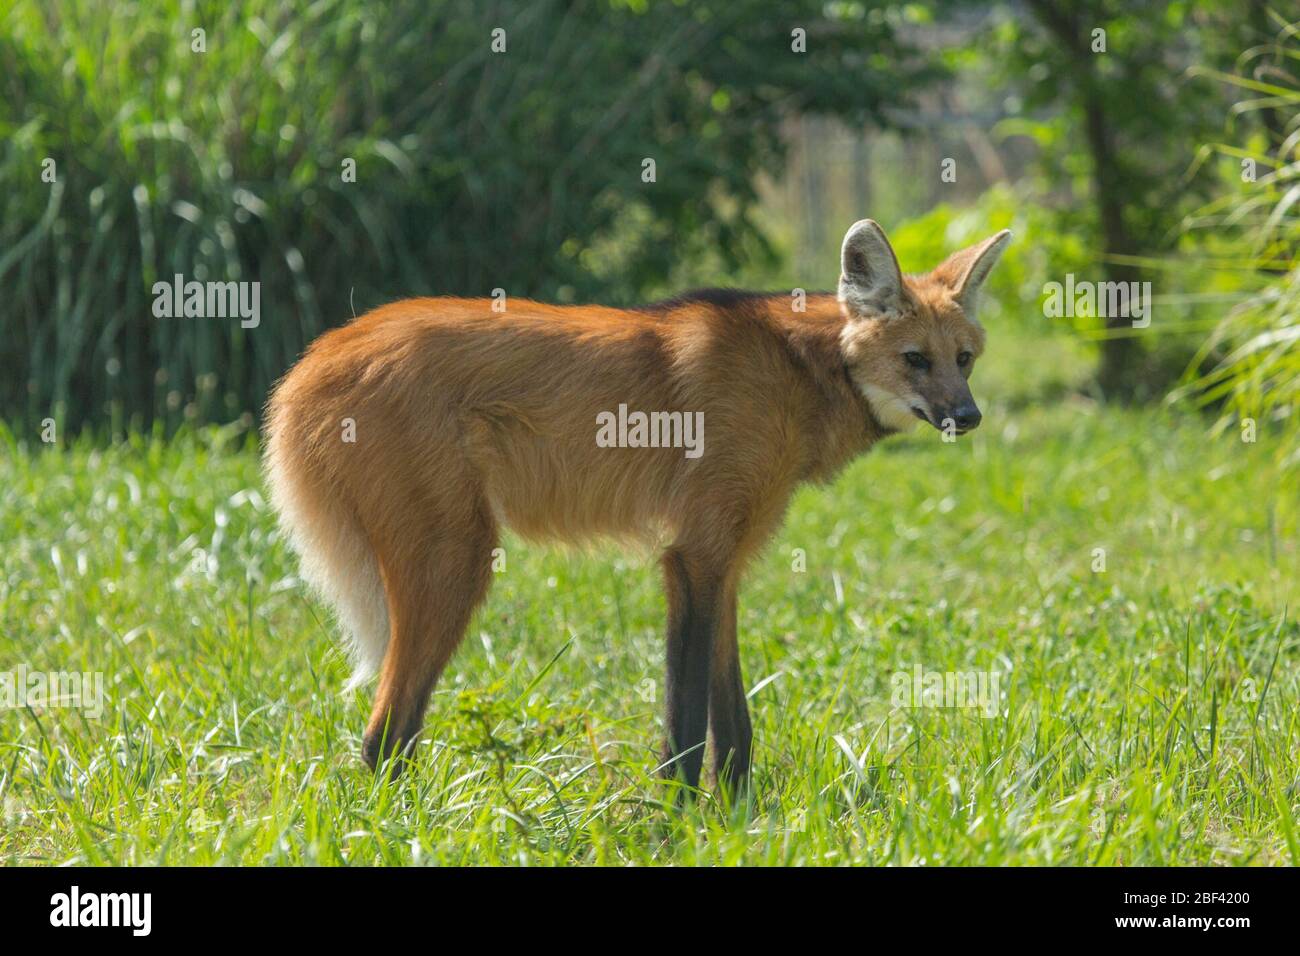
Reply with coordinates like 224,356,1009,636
903,351,930,371
957,351,973,367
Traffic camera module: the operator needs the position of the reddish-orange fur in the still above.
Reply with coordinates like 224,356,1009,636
263,220,1010,788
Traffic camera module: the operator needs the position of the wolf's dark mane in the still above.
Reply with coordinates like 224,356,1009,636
632,287,832,313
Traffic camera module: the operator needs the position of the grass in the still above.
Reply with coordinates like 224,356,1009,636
1179,12,1300,444
1,330,1298,866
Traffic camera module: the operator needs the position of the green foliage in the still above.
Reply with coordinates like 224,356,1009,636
963,0,1274,396
0,0,934,434
1175,12,1300,459
979,0,1244,253
886,183,1091,329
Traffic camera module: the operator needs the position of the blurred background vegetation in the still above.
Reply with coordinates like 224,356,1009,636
0,0,1295,447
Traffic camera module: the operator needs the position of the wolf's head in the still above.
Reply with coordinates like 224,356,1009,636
837,219,1011,436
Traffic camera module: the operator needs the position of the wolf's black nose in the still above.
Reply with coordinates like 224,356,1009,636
953,405,982,431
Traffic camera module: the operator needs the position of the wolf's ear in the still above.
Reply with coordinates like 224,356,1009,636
932,229,1012,317
838,219,904,320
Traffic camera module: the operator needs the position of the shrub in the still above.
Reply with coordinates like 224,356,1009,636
1175,12,1300,459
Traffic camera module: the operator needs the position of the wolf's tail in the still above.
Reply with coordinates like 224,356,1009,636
263,386,389,689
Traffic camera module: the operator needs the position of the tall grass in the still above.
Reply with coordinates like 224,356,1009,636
1179,14,1300,458
0,0,925,436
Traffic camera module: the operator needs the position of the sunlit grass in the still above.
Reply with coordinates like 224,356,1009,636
1,332,1298,864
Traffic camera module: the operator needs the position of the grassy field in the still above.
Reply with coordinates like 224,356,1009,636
2,330,1298,865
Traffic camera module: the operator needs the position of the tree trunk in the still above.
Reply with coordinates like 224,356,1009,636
1081,95,1143,399
1027,0,1143,400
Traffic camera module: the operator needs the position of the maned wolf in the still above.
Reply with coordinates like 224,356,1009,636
264,220,1011,790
